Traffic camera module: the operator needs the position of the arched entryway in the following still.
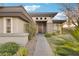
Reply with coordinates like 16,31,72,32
36,21,47,33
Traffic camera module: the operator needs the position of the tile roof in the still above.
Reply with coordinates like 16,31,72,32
29,12,57,17
0,6,33,22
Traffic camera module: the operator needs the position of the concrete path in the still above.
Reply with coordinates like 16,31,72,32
33,34,52,56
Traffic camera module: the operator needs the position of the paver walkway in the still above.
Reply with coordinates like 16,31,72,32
33,34,52,56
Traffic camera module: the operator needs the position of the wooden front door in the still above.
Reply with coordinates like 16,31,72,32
38,22,43,33
36,21,46,33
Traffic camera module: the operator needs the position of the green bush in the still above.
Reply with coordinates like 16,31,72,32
55,41,79,56
56,47,75,56
0,52,12,56
53,32,79,55
68,27,79,41
0,42,20,56
25,22,36,40
52,32,57,35
16,47,29,56
44,32,52,37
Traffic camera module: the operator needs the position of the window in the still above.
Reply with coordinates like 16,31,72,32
40,17,42,20
6,19,11,33
36,17,38,20
4,17,13,33
44,17,47,20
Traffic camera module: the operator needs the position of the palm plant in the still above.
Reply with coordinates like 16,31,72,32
53,4,79,56
54,26,79,56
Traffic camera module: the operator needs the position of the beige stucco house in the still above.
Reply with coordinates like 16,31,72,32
0,6,33,46
0,6,67,46
30,12,66,34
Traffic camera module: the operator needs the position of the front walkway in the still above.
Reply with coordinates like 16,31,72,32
33,34,52,56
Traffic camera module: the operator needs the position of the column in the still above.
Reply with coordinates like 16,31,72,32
47,22,53,33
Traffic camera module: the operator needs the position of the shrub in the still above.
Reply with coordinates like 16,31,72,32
52,33,79,55
44,32,52,37
52,31,61,35
25,22,37,40
0,42,20,56
68,27,79,41
0,52,12,56
52,32,57,35
16,47,29,56
56,47,75,56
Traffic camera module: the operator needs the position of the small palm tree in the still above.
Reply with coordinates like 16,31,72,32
54,25,79,56
53,4,79,56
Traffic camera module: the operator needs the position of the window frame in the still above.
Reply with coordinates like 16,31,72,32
3,17,13,33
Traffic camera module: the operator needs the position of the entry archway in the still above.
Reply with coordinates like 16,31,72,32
36,21,47,33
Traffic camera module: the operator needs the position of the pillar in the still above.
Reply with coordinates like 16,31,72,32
47,21,53,33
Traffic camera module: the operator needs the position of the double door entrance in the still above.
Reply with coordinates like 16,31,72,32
36,21,47,33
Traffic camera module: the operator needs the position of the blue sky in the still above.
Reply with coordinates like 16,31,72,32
0,3,63,12
0,3,76,20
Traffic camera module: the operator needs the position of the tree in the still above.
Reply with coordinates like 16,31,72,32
60,3,79,27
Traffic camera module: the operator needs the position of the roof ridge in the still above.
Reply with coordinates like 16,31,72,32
29,12,57,14
0,6,23,8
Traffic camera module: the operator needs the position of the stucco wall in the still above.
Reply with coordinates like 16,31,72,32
47,23,53,33
0,33,29,46
12,17,27,33
32,17,50,22
0,17,28,33
0,17,29,46
32,17,54,33
0,17,4,33
52,23,63,34
53,24,58,32
32,17,64,33
47,17,53,33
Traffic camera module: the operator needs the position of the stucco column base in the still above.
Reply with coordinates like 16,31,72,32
47,22,53,33
0,33,29,46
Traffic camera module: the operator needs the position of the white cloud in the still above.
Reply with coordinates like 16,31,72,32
24,5,40,12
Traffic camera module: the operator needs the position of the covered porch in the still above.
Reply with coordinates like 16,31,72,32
36,21,47,33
